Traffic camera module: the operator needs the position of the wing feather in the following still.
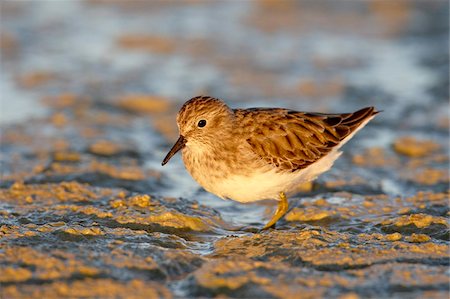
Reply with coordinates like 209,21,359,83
235,107,378,171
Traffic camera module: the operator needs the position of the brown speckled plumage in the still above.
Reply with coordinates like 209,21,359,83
234,106,378,171
162,95,378,228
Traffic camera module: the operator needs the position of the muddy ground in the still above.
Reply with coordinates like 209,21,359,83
1,1,449,298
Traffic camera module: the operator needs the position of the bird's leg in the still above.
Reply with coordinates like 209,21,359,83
262,192,289,230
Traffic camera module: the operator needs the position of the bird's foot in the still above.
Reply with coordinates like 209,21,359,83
261,192,289,230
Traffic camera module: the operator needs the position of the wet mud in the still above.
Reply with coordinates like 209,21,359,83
1,1,449,298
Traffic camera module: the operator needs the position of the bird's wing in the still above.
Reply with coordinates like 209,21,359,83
234,107,378,171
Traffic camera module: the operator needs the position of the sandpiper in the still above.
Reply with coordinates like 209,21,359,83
162,96,378,229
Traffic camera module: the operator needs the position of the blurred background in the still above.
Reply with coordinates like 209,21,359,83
1,1,449,298
1,0,448,197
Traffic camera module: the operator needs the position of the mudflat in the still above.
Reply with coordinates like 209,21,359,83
1,1,448,298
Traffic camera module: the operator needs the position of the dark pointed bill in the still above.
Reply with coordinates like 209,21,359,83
161,135,186,166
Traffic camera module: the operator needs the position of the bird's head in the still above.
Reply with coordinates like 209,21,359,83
162,96,234,166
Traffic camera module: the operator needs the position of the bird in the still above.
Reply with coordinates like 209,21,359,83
162,96,379,229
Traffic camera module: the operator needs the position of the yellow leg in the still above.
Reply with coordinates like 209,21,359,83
262,192,289,230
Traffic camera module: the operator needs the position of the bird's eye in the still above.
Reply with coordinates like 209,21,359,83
197,119,207,128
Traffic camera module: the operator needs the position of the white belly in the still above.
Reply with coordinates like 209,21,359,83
209,169,301,202
197,149,342,203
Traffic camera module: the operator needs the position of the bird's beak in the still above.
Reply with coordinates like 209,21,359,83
161,135,186,166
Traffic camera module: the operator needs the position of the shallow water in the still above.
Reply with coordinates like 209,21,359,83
1,1,449,298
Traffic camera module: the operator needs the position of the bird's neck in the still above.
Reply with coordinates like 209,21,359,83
182,136,238,180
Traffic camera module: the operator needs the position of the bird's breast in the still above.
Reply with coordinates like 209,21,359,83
181,145,231,195
181,143,284,202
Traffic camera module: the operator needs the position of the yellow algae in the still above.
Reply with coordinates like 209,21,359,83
0,225,40,240
63,228,78,235
425,192,449,201
215,230,331,259
285,207,335,222
80,126,102,139
295,181,313,192
3,181,101,204
215,237,266,257
53,151,81,162
117,94,171,114
108,228,147,237
0,225,18,235
163,197,178,204
76,206,113,218
51,112,68,127
368,233,384,240
296,77,345,98
117,34,176,54
215,229,448,270
77,266,100,277
1,31,19,57
10,181,25,190
0,267,33,283
325,176,367,189
82,227,103,235
313,198,329,206
63,226,104,236
398,207,411,215
370,1,411,37
385,233,402,241
42,93,83,108
1,247,105,282
116,215,133,224
407,233,431,243
148,212,209,231
90,161,146,180
338,292,360,299
383,214,448,228
51,139,71,151
18,70,59,89
47,163,79,175
102,249,159,271
130,194,151,207
23,231,37,237
89,140,122,156
1,278,171,299
409,168,449,185
352,147,399,167
382,207,393,213
117,191,127,199
405,191,449,207
110,199,126,209
199,273,248,290
37,226,54,233
115,165,146,181
393,136,440,157
247,0,303,32
152,113,179,141
405,243,448,255
50,221,67,227
390,266,449,288
39,269,64,280
195,259,275,290
263,284,325,299
362,200,375,208
110,195,151,209
338,242,350,248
